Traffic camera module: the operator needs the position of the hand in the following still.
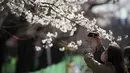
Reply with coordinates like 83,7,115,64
88,32,101,46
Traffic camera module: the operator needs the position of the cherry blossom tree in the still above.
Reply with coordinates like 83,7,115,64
0,0,116,53
0,0,121,73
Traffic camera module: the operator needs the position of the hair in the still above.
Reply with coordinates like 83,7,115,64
124,46,130,73
107,44,125,73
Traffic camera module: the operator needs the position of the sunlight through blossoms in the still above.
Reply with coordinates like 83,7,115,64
3,0,117,51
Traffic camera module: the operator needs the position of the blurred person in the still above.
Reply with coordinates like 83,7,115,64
84,32,126,73
124,46,130,73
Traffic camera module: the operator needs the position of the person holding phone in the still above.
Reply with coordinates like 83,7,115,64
84,32,126,73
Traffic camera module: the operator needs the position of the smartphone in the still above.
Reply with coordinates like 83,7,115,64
87,32,98,38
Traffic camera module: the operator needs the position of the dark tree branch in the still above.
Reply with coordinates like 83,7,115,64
0,0,10,27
